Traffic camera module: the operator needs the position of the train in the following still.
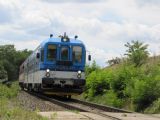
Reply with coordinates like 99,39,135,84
19,33,91,98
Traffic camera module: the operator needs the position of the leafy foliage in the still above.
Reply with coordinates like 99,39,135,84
85,60,100,78
124,40,149,67
130,67,160,111
84,40,160,113
0,62,7,80
90,90,123,108
86,70,112,98
0,45,32,81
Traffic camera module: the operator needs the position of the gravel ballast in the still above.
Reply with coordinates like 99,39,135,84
17,91,67,111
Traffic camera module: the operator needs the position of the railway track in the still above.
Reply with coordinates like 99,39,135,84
26,91,133,120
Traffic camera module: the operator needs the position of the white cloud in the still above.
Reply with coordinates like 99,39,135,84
0,0,160,66
41,0,106,3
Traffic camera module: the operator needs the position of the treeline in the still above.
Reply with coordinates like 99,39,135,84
0,45,32,81
84,40,160,113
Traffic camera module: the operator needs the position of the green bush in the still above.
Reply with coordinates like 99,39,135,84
131,76,160,112
111,64,139,98
82,41,160,113
0,82,19,99
83,61,160,113
144,98,160,114
88,90,123,108
85,60,100,78
100,90,123,108
86,69,113,98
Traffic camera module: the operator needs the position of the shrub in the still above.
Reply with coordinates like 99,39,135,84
131,78,160,112
102,90,123,108
144,98,160,114
86,69,113,98
82,41,160,113
91,90,123,108
111,64,139,98
85,60,100,78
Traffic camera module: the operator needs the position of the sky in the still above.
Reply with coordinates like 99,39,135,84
0,0,160,66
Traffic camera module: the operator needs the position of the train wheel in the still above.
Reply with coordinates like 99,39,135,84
28,84,32,92
37,84,42,93
21,86,24,90
19,83,24,90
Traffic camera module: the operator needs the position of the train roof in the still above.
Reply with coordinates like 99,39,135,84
40,37,85,48
21,36,86,65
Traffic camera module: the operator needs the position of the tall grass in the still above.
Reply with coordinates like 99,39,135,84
0,82,48,120
0,82,19,99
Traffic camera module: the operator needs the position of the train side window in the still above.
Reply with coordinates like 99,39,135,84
47,44,57,61
72,46,82,64
41,49,44,61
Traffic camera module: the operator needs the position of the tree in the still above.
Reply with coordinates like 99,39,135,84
0,61,7,80
124,40,149,67
15,49,32,75
0,45,32,81
0,45,17,81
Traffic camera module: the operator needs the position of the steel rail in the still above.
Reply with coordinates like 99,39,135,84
26,91,131,120
70,98,132,113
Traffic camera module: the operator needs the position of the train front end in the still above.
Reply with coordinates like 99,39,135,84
39,35,86,96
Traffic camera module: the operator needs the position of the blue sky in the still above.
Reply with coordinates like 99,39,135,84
0,0,160,66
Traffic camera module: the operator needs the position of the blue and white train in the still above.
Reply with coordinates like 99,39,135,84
19,33,91,97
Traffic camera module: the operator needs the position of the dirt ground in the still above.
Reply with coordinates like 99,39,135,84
38,111,160,120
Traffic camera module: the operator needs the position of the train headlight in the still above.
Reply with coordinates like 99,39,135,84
78,70,81,74
77,70,81,78
46,69,50,73
46,69,50,77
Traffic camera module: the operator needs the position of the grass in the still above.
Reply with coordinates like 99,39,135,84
68,110,80,114
0,82,48,120
144,98,160,114
50,112,57,120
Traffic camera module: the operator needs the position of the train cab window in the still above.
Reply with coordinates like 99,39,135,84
47,44,57,61
72,46,82,64
41,49,44,61
61,46,69,61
